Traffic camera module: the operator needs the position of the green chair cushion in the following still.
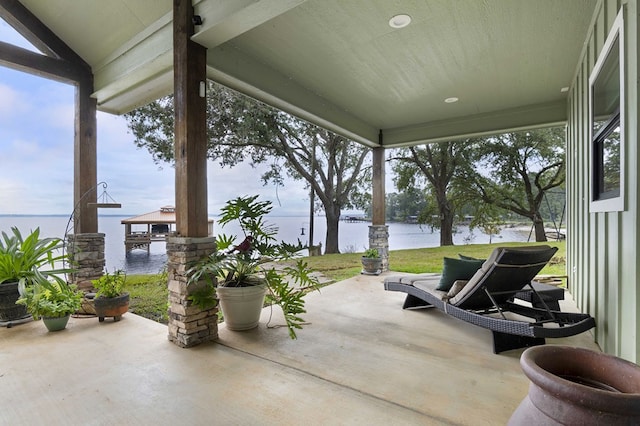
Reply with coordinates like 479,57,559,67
436,257,485,291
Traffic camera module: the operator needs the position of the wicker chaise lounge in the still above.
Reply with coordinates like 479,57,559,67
384,245,596,353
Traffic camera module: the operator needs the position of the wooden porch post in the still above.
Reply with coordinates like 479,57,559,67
369,144,389,271
74,73,98,233
173,0,208,237
372,145,385,226
167,0,218,348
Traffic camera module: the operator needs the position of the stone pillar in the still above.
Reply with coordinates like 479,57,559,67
167,236,218,348
368,225,389,272
67,233,105,291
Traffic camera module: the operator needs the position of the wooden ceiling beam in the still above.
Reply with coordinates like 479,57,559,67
0,1,99,234
0,0,91,77
0,40,82,84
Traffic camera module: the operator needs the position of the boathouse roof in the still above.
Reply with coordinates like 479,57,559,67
121,206,213,225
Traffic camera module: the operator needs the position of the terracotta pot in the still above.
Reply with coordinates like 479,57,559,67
509,345,640,425
94,293,129,322
216,284,267,331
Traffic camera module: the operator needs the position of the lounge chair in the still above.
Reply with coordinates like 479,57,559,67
384,245,596,353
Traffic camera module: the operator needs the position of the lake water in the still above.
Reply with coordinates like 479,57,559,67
0,215,531,275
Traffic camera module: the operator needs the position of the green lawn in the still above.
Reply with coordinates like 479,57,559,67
305,241,566,281
124,271,169,323
125,241,566,324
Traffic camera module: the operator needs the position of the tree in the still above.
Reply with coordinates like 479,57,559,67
383,190,428,222
469,128,565,242
124,82,369,254
390,140,500,246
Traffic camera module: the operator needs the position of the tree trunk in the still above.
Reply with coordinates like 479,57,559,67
440,211,454,246
437,194,455,246
324,207,341,254
533,215,547,242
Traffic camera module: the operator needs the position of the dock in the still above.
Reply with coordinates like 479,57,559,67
341,216,369,223
121,206,214,252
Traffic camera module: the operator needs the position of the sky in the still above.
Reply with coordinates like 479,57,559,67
0,20,328,217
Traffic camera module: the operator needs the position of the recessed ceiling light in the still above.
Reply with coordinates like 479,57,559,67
560,87,569,93
389,14,412,29
444,97,459,103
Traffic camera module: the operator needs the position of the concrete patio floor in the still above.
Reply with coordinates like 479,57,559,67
0,272,599,425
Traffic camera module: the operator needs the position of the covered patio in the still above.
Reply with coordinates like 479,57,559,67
0,273,598,425
0,0,637,394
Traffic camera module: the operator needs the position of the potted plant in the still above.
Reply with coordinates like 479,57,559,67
361,248,382,275
187,195,320,339
509,345,640,424
16,278,83,331
0,227,70,324
91,269,130,322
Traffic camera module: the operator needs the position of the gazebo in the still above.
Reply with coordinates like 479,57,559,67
121,206,214,252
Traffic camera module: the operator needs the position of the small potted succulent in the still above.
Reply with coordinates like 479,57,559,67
361,248,382,275
91,269,130,322
17,278,83,331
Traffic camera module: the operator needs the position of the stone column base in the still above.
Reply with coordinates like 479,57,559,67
66,233,105,291
368,225,389,272
166,236,218,348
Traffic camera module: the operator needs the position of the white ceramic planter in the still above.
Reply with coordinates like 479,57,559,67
216,284,267,331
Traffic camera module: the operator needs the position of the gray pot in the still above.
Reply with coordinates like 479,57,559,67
42,315,70,332
361,257,382,275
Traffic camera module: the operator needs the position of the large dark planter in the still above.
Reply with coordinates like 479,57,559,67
94,293,129,322
509,345,640,425
0,281,30,324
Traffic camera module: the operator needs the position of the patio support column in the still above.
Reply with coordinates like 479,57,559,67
168,0,217,347
74,73,98,233
369,143,389,271
70,69,103,312
173,0,208,238
167,237,218,347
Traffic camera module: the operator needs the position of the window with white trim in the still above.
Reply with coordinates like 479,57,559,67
589,11,624,212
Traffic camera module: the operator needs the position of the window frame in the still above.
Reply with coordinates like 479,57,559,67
592,108,620,200
589,10,625,212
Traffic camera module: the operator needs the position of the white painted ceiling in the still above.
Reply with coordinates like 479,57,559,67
16,0,598,147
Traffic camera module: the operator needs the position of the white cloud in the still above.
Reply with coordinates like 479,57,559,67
0,83,28,118
42,102,75,131
0,66,344,217
206,161,310,216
